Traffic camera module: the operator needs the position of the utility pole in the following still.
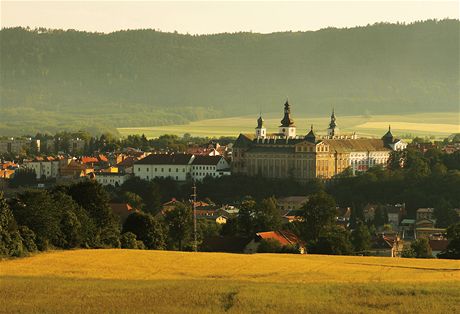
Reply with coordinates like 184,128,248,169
191,182,197,252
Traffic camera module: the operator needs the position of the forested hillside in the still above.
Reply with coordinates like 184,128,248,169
1,19,458,135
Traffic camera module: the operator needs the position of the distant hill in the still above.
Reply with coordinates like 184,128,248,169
0,19,459,135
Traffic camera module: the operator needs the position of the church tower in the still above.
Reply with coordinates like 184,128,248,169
327,108,339,137
382,125,394,145
305,124,316,143
255,114,266,138
279,99,296,138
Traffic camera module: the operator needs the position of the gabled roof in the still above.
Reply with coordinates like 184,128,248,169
256,230,303,247
192,155,224,166
135,153,194,165
116,156,138,167
81,156,99,164
234,134,254,148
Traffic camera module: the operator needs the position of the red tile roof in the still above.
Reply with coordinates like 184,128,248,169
81,156,99,164
256,231,303,246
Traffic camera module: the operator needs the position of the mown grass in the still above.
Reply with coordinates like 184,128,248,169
117,112,459,139
1,250,459,313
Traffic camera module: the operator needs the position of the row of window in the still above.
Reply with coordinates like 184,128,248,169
193,172,218,177
138,167,186,173
192,166,216,170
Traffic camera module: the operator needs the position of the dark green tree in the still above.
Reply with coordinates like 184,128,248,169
438,223,460,259
434,199,459,228
121,177,162,214
10,190,62,250
9,168,37,188
0,193,24,257
120,232,140,249
164,202,192,250
67,181,120,248
122,212,165,250
351,221,371,253
300,191,337,241
18,225,37,253
404,238,432,258
255,197,282,232
237,199,256,237
310,225,353,255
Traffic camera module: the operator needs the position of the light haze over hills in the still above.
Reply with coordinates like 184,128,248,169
0,19,459,135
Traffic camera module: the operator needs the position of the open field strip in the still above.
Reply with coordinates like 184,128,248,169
117,112,459,139
1,250,459,313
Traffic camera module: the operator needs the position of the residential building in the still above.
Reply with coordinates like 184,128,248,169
277,196,309,211
416,208,435,221
190,155,230,181
24,157,61,179
134,154,194,181
134,153,230,182
95,172,132,187
233,100,407,181
68,138,85,153
0,138,40,154
59,160,93,178
244,230,306,254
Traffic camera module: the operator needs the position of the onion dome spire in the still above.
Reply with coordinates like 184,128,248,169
280,98,295,127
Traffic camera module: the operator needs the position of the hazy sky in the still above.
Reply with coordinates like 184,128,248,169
1,1,458,34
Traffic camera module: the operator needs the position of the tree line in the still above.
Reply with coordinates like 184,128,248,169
1,19,459,135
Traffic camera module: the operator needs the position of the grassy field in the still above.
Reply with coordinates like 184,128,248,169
1,250,459,313
117,112,460,139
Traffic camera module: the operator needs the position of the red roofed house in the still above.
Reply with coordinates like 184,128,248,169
245,230,306,254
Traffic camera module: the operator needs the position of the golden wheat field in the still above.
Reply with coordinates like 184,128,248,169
1,249,459,313
117,112,459,139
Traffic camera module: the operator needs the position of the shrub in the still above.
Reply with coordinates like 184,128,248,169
120,232,138,249
18,226,37,253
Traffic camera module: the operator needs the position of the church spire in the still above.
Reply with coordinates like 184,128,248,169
327,107,339,137
280,98,295,127
382,124,394,144
305,124,316,142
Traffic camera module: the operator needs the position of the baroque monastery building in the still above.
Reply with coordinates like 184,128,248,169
233,100,407,181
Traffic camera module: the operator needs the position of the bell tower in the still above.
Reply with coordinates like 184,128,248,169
279,99,296,138
255,114,266,138
327,108,339,137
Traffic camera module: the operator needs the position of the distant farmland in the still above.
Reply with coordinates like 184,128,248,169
1,250,459,313
118,112,459,139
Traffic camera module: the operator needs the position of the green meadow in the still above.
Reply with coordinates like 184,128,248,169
118,112,459,139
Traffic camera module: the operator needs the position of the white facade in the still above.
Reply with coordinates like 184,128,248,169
135,164,191,181
133,154,231,182
389,140,408,151
349,150,391,175
95,173,132,187
25,160,60,179
279,126,296,139
191,157,230,181
255,127,266,138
